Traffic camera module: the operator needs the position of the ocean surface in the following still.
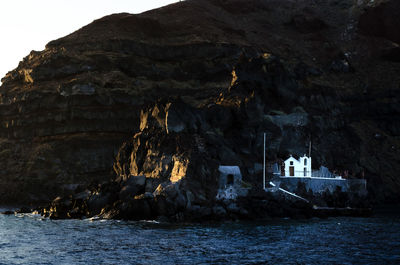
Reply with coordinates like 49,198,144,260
0,209,399,265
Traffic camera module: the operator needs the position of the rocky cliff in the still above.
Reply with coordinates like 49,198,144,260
0,0,399,208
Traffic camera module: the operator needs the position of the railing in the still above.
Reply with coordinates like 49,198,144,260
284,170,312,177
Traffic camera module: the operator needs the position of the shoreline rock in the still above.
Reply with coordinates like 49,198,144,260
32,176,372,222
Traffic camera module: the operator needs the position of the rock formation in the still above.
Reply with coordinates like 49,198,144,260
0,0,399,215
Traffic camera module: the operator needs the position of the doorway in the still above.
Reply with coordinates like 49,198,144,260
227,174,234,185
289,166,294,176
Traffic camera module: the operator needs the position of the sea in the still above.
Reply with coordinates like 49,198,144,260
0,208,399,264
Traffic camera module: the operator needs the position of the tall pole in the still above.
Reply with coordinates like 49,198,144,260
263,132,266,190
308,140,312,158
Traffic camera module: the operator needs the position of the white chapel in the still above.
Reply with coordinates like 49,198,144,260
282,155,312,177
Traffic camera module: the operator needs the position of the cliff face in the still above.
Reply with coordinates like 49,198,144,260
0,0,399,205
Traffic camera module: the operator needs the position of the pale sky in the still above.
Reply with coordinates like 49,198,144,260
0,0,179,83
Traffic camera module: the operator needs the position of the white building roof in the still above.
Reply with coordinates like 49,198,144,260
284,156,299,163
284,155,310,164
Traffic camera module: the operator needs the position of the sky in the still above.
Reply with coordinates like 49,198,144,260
0,0,179,83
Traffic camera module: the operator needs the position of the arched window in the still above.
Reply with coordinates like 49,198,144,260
304,159,307,165
227,174,234,185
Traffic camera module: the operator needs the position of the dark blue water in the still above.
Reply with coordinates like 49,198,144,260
0,210,399,264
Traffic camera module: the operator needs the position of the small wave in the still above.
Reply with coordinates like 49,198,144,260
85,216,101,222
140,220,160,224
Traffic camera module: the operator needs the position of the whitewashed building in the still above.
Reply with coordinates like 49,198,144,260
282,155,312,177
216,166,249,200
218,166,242,188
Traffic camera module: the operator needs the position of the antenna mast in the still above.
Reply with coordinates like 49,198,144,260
308,140,312,158
263,132,266,190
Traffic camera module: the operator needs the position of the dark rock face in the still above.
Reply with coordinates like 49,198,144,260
287,13,328,34
358,0,400,44
0,0,399,211
381,47,400,62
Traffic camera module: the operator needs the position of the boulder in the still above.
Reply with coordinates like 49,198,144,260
47,197,71,219
165,100,204,134
127,175,146,188
198,206,212,217
153,183,166,197
145,178,154,193
154,195,176,217
119,198,153,220
87,192,111,214
164,183,179,199
119,184,138,201
175,192,187,211
15,207,31,214
329,57,352,73
153,182,179,199
239,208,249,216
67,207,84,218
185,190,195,208
99,207,121,220
143,192,154,199
226,203,240,214
73,190,91,200
119,175,146,201
212,205,227,217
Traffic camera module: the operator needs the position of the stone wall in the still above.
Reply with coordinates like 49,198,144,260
274,177,367,195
